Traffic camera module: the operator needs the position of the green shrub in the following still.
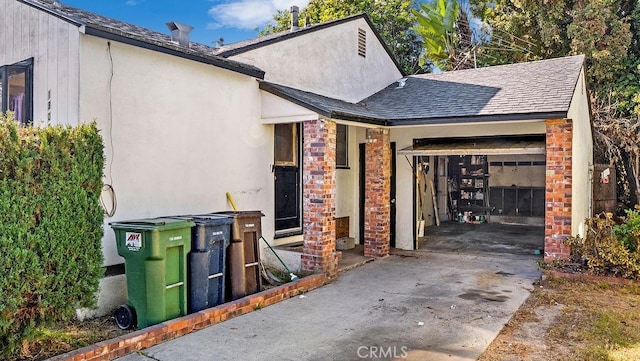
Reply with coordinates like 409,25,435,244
0,114,105,358
565,210,640,279
614,206,640,252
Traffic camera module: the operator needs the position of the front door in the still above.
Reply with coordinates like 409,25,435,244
274,165,300,231
274,123,301,235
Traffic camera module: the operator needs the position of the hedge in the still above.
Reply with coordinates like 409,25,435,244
0,114,105,358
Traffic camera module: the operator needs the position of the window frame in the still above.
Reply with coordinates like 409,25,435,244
0,57,34,125
274,123,298,167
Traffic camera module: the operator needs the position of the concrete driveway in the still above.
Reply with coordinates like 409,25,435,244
117,250,541,361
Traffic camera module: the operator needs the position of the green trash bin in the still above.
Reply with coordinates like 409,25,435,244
110,217,194,329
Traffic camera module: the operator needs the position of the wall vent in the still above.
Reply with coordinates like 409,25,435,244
357,28,366,57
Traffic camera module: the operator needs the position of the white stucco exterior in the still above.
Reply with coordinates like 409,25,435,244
566,67,593,237
229,18,403,103
78,36,272,266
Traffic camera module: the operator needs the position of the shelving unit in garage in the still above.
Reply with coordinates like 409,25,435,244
449,155,490,222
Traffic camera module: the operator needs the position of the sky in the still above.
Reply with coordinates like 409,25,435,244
62,0,311,46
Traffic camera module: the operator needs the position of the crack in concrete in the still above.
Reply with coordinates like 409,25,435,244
137,351,161,361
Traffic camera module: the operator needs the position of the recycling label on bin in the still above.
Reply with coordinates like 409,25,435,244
125,232,142,251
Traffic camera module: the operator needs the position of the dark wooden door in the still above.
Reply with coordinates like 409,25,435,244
274,165,300,231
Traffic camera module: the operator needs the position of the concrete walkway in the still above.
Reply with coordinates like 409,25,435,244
117,251,540,361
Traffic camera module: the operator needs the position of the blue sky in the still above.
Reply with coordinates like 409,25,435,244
62,0,310,45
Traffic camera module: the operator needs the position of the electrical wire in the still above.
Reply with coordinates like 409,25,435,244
100,41,117,217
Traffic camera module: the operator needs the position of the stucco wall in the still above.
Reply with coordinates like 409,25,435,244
390,121,547,250
0,0,80,125
335,124,360,239
566,68,593,237
79,36,272,266
229,18,402,103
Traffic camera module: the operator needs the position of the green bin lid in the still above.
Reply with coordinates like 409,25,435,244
109,217,195,231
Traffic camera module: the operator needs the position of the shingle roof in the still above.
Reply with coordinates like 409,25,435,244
19,0,264,79
213,13,406,76
259,82,385,125
363,55,585,125
260,55,586,126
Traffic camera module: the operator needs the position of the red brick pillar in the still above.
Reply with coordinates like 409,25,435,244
302,119,338,277
545,118,573,261
364,128,391,258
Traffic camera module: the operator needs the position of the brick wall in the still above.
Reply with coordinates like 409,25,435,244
301,119,338,276
50,274,327,361
545,118,573,261
364,128,391,257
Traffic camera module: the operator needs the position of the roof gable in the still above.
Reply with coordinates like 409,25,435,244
19,0,264,79
213,13,405,76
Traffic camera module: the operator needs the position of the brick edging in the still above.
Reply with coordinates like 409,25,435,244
543,269,638,286
50,274,327,361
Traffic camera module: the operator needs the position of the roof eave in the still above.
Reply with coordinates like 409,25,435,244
84,26,265,79
259,82,387,126
330,111,387,126
259,81,335,119
386,111,569,126
19,0,84,26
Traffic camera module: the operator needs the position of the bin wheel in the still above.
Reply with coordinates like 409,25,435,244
115,304,136,330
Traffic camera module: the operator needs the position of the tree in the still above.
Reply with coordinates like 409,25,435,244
470,0,640,210
413,0,477,71
259,0,428,74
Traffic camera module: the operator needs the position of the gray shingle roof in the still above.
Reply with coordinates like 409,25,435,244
260,55,586,126
259,82,385,125
19,0,264,78
363,55,585,124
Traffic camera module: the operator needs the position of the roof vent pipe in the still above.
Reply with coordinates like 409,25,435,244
290,6,299,31
166,21,193,48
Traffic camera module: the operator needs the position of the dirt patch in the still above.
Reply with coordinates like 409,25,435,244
479,275,640,361
13,315,132,361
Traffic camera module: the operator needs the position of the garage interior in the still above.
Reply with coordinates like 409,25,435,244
401,135,547,253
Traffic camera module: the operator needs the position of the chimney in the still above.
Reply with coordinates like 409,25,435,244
304,15,311,28
290,6,299,31
53,0,61,7
166,21,193,47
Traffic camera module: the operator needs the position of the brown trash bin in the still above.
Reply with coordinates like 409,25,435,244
213,211,264,300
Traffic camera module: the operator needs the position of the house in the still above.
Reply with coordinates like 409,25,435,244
0,0,591,316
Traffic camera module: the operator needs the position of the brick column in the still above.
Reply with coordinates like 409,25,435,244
302,119,338,277
364,128,391,257
545,118,573,261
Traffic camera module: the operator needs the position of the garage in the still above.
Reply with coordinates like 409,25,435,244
398,135,547,252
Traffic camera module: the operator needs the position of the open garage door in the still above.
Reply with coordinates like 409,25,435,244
399,135,547,227
399,135,546,253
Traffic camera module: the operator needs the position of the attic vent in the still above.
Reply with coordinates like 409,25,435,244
357,28,366,57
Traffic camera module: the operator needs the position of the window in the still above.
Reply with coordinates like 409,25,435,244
336,124,348,168
0,58,33,125
274,123,297,166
